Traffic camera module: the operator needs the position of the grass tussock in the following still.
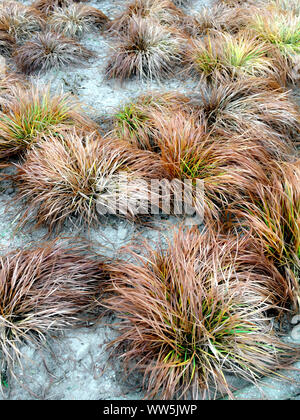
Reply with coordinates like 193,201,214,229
140,111,285,221
104,228,298,399
249,8,300,83
185,31,276,82
48,3,109,38
195,77,300,151
268,0,300,16
0,0,298,397
172,0,189,5
15,129,166,232
250,11,300,59
113,91,191,149
0,1,45,41
106,17,182,81
0,239,110,374
14,32,95,74
184,3,250,37
230,160,300,300
108,0,184,34
32,0,88,15
0,73,27,112
215,0,260,6
0,86,96,159
0,24,15,56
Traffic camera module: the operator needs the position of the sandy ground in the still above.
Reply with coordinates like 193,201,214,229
0,0,299,400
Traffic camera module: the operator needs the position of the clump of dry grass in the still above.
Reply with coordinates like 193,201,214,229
212,230,298,311
0,24,15,56
215,0,261,6
268,0,300,15
15,129,166,232
106,17,183,81
113,91,191,150
195,77,300,151
108,0,185,34
0,86,96,159
183,3,250,37
139,111,287,221
172,0,189,5
229,160,300,303
0,1,45,41
0,239,110,377
104,228,298,399
14,32,95,74
172,0,187,4
0,73,27,112
0,55,5,73
250,10,300,58
32,0,88,15
184,31,277,83
249,10,300,83
48,3,109,38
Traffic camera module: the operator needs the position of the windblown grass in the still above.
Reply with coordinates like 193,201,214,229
106,17,182,81
48,3,109,38
0,239,110,379
0,86,96,159
14,32,95,74
104,228,298,399
15,129,166,232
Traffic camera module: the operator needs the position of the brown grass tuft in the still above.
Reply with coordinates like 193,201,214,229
0,24,16,56
104,228,299,399
48,3,109,38
32,0,88,15
14,32,95,74
138,111,293,221
0,1,45,41
194,77,300,150
183,3,250,37
113,91,191,150
0,239,110,376
248,9,300,84
0,73,27,113
215,0,260,6
108,0,185,34
0,86,97,159
228,160,300,305
184,31,277,83
106,17,183,81
15,129,166,232
268,0,300,15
